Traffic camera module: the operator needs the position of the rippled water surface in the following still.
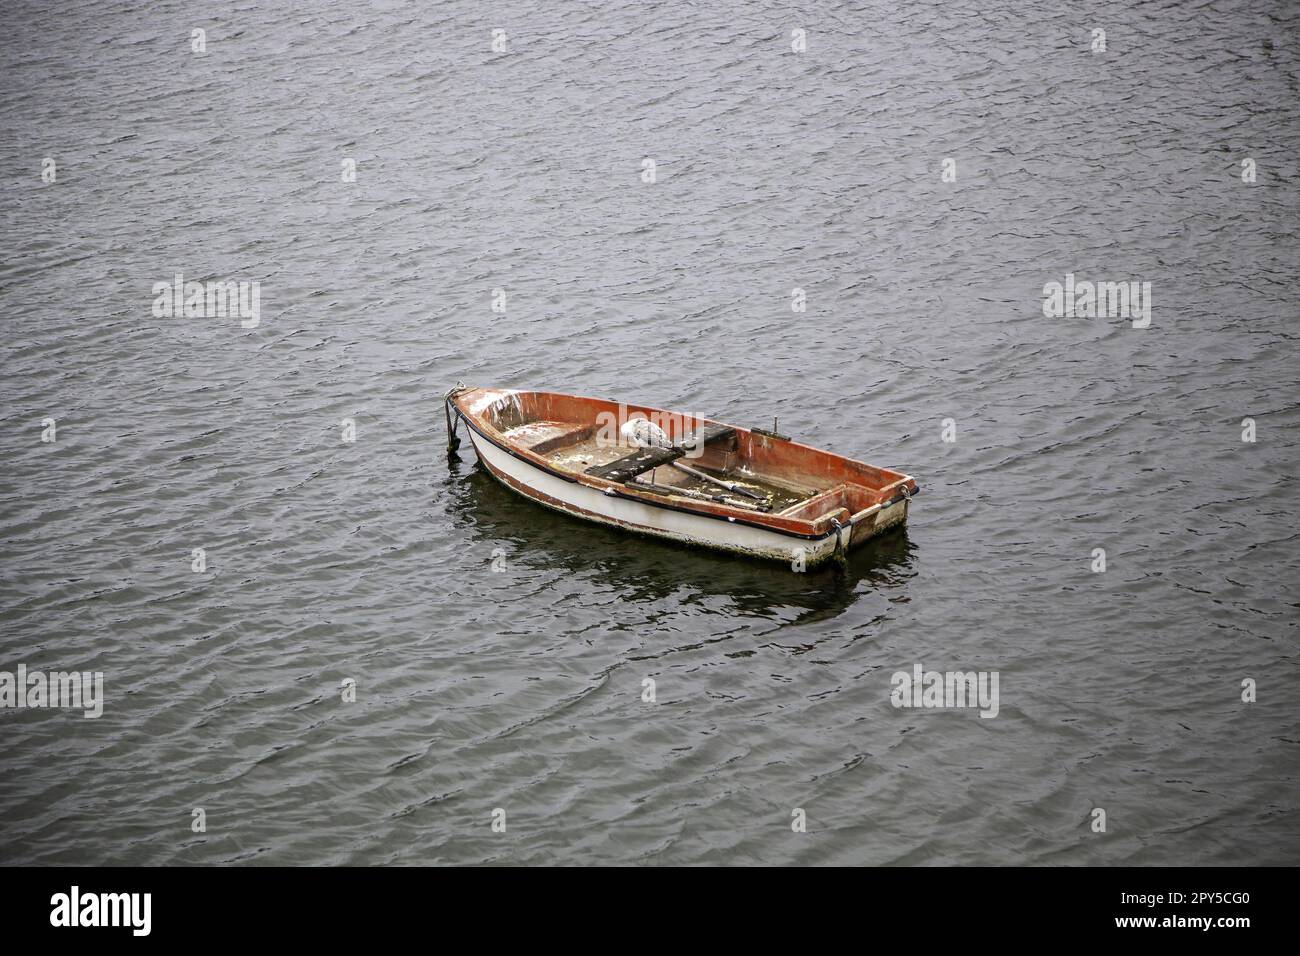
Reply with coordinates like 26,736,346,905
1,0,1298,865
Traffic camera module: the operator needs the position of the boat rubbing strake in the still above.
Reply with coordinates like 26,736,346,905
445,386,918,568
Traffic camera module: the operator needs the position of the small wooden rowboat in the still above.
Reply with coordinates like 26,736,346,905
445,386,919,568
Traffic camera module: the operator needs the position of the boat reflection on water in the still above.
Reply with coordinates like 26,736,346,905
445,459,918,625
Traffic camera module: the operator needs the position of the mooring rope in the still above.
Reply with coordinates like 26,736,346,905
444,382,468,452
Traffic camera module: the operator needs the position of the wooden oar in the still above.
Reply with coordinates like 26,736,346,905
630,478,771,512
669,460,767,501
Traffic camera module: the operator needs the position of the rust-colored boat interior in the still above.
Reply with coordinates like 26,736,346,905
460,389,915,525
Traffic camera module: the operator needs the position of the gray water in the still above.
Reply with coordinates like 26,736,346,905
1,0,1298,866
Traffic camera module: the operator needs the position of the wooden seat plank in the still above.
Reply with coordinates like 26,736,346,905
678,423,736,451
585,445,683,482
